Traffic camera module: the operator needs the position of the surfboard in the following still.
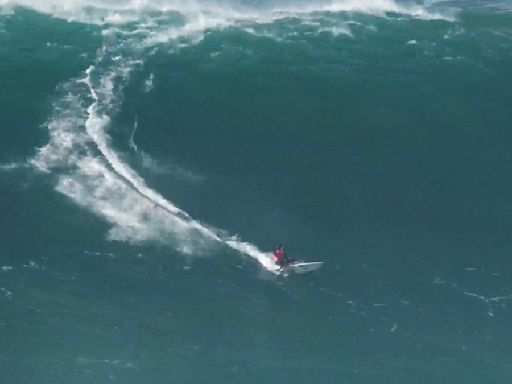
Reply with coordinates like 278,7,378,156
284,261,324,274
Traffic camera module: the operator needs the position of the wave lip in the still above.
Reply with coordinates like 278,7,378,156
0,0,456,26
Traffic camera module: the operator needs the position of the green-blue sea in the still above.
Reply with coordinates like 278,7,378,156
1,1,512,383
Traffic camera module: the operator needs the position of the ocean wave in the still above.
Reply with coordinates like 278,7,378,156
21,0,495,273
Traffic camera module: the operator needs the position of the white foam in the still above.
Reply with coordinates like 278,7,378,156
78,60,274,264
139,151,204,182
128,120,139,152
226,239,280,274
318,24,353,37
144,72,154,93
31,89,91,173
33,57,276,268
320,0,440,18
33,64,216,253
130,118,204,181
0,0,454,28
489,294,512,303
82,64,198,221
22,260,40,269
0,162,24,170
77,357,136,369
55,155,216,252
0,287,13,299
463,290,512,317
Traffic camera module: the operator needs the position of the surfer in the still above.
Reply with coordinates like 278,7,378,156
274,244,292,270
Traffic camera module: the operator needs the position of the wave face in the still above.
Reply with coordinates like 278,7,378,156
2,1,512,383
12,0,456,270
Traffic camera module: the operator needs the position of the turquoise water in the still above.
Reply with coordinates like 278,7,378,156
1,1,512,383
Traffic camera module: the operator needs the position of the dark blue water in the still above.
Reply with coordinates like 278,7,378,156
1,1,512,383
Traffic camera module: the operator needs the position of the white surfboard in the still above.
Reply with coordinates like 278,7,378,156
284,261,324,274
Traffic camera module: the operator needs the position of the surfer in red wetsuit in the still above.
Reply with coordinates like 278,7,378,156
274,244,289,269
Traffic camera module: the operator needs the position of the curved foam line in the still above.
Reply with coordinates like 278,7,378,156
226,239,280,274
82,62,283,273
82,64,222,242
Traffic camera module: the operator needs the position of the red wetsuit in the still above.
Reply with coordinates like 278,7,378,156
274,248,285,266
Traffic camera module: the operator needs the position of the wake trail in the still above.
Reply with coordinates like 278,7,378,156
83,64,221,240
32,55,278,272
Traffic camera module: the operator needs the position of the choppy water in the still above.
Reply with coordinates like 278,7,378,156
1,1,512,383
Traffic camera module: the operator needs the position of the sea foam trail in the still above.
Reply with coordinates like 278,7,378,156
82,65,195,223
226,240,280,273
32,53,278,271
81,64,275,261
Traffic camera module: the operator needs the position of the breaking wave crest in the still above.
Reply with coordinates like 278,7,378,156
0,0,454,26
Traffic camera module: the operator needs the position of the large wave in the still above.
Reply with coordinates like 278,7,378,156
10,0,453,273
24,7,286,272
